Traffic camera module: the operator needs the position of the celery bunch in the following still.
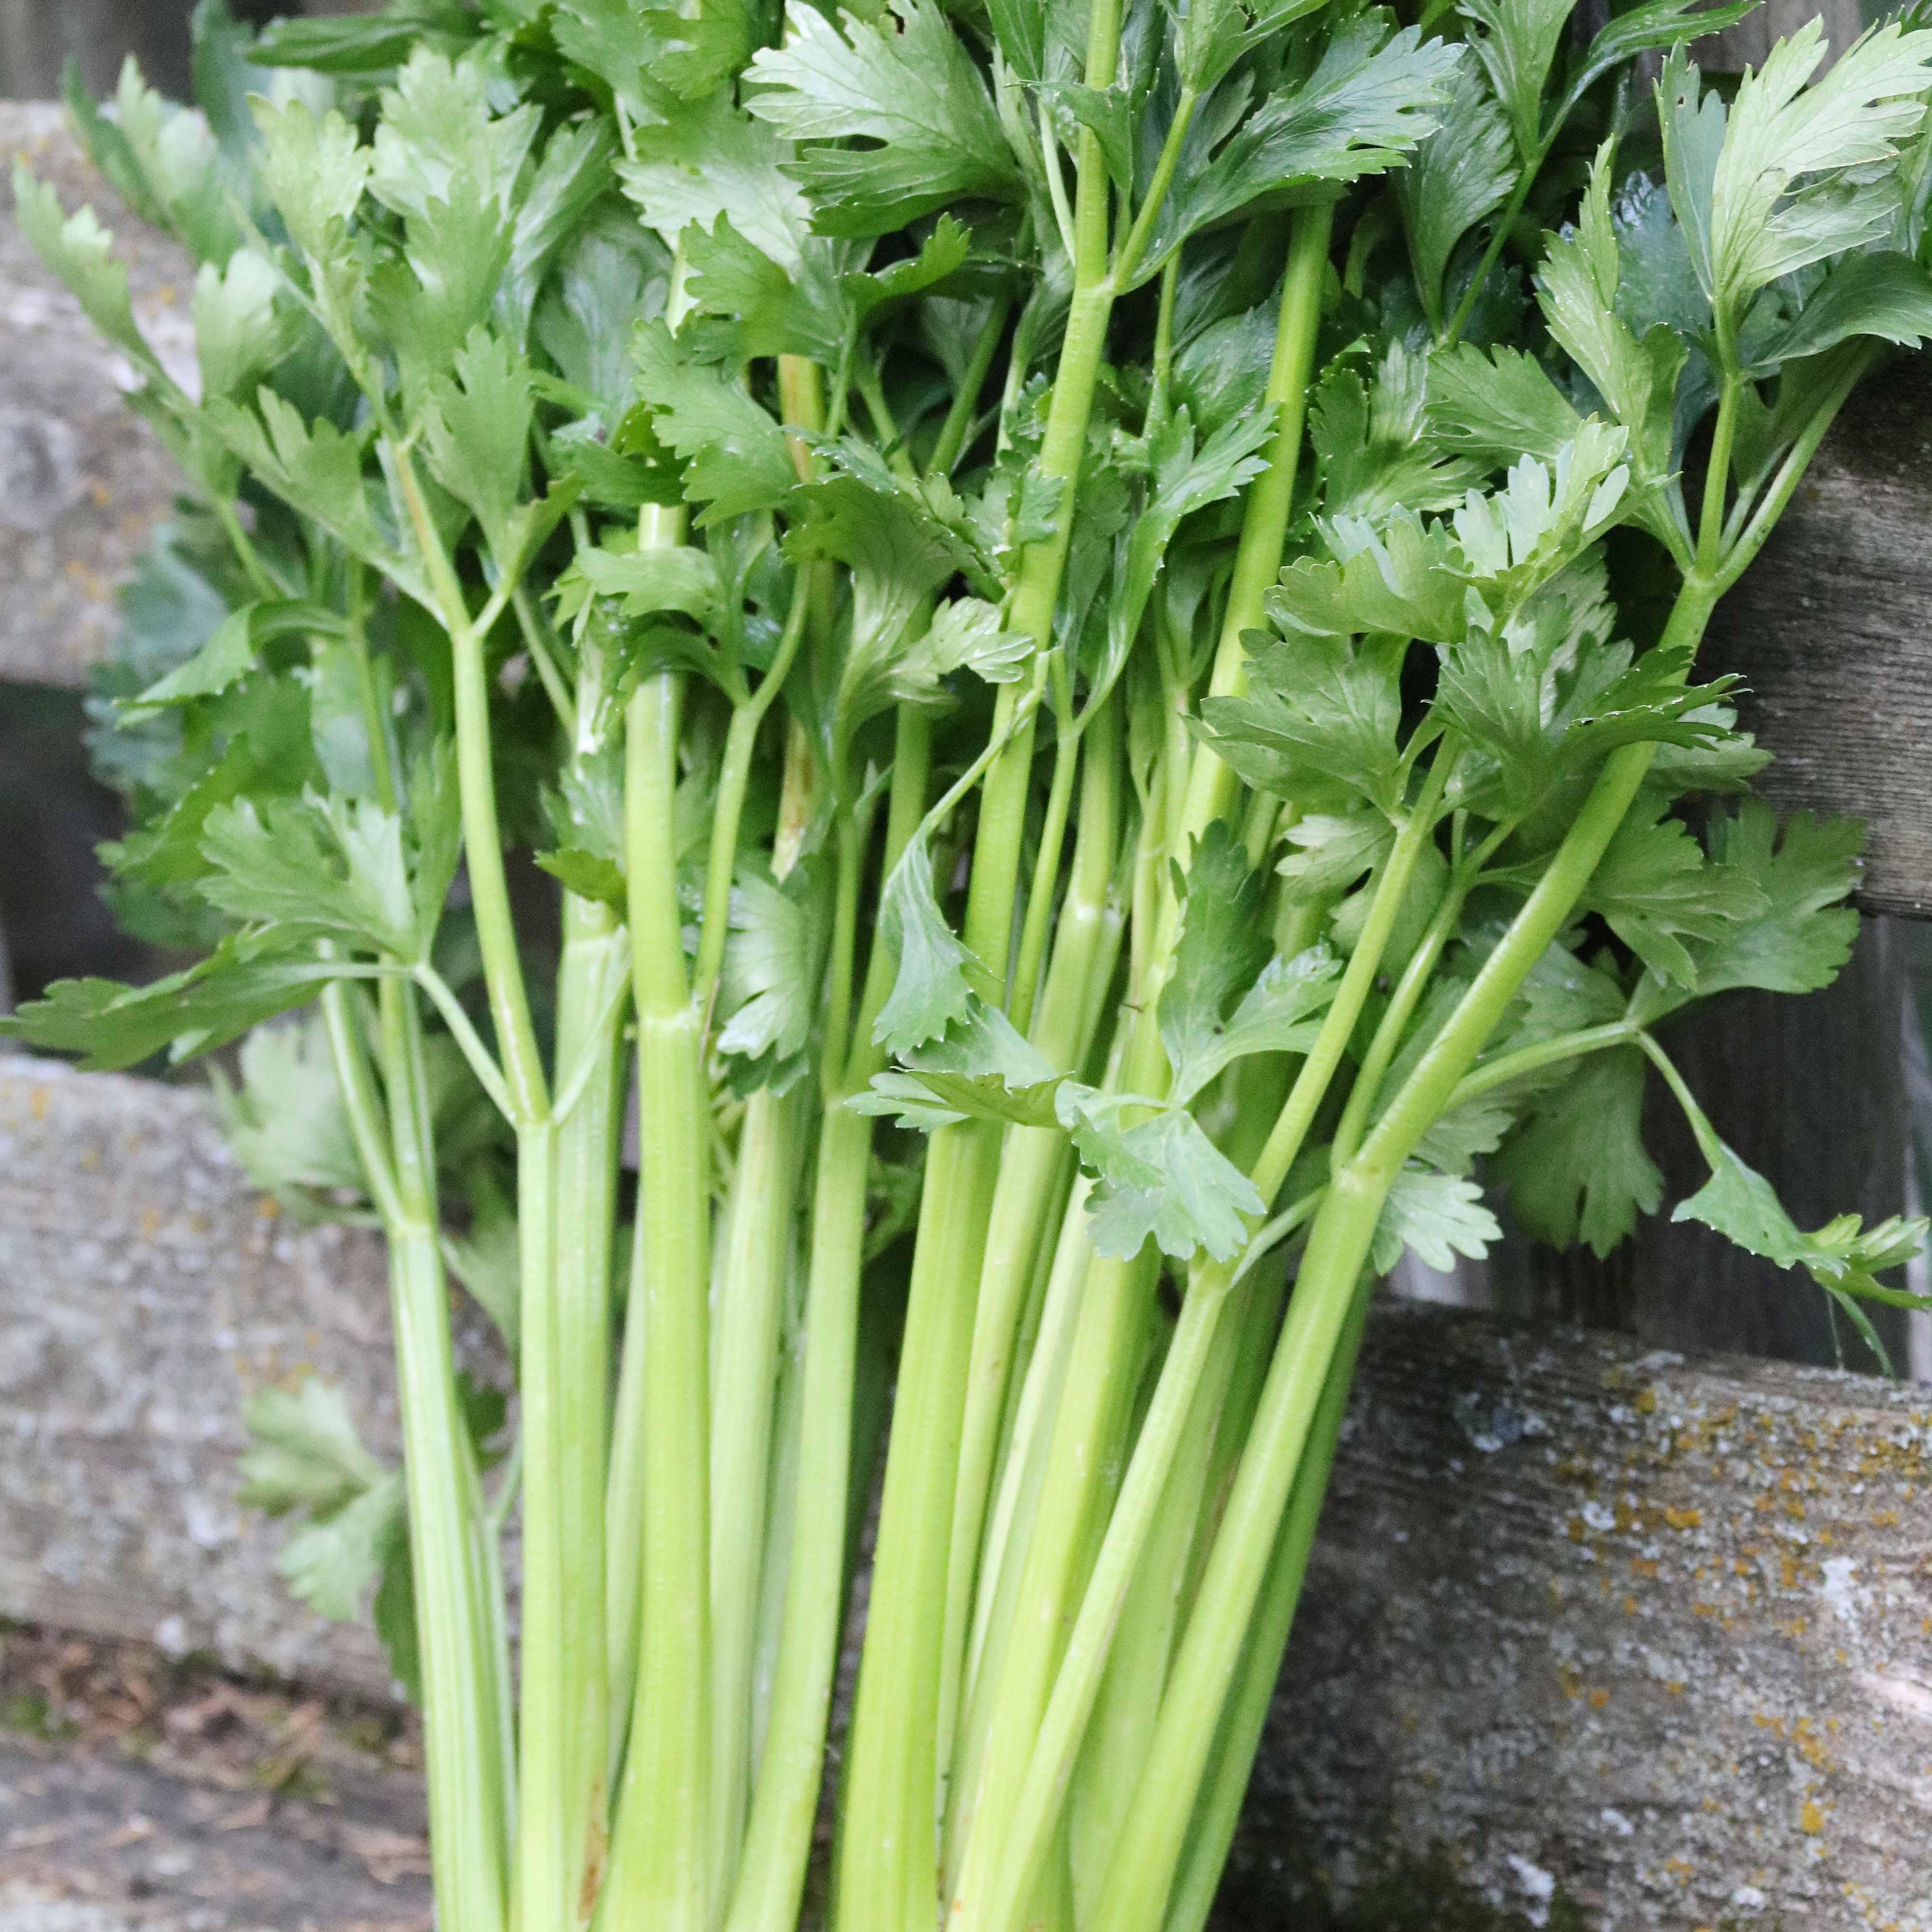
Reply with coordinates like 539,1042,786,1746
14,1,1932,1929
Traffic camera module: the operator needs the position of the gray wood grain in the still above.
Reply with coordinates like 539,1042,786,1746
1270,1302,1932,1930
0,1056,401,1702
1701,353,1932,921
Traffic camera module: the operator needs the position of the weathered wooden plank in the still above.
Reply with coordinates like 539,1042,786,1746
0,1056,403,1701
1703,352,1932,920
1268,1304,1932,1930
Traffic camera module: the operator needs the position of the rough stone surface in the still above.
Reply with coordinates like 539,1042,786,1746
1267,1305,1932,1930
0,1058,403,1701
0,104,191,689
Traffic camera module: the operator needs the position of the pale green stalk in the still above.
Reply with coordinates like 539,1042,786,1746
1161,1279,1371,1932
725,708,932,1932
935,697,1122,1803
395,442,572,1932
604,505,695,1751
965,748,1451,1932
946,1234,1159,1927
709,1084,808,1904
600,646,714,1932
323,980,510,1932
1176,201,1336,846
834,0,1134,1901
950,1166,1095,1805
550,890,630,1921
1065,1269,1249,1921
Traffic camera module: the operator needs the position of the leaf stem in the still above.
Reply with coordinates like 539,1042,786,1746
1697,373,1743,580
1179,199,1336,845
928,295,1014,477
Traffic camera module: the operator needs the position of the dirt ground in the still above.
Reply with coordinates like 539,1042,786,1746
0,1625,432,1932
0,1623,1563,1932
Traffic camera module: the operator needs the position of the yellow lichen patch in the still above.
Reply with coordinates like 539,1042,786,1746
1801,1797,1826,1834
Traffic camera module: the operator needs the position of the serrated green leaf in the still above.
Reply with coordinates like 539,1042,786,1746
839,212,971,321
280,1472,407,1620
1173,946,1342,1107
11,167,167,383
1493,1046,1661,1258
213,1012,365,1208
249,0,477,74
1703,23,1932,343
1266,508,1468,643
718,866,831,1066
1058,1085,1265,1263
859,999,1064,1129
1534,148,1686,548
1278,809,1395,899
1037,82,1141,196
368,47,539,224
1449,420,1630,609
121,599,347,719
1458,0,1568,162
1580,795,1768,988
1200,632,1406,813
0,940,350,1069
618,89,814,270
683,214,851,364
1492,1051,1662,1260
748,0,1025,239
1398,58,1518,331
192,248,293,399
239,1378,386,1515
423,327,535,564
1674,1133,1929,1308
1425,342,1582,469
1159,821,1267,1086
1667,799,1862,1002
1314,346,1482,523
631,319,798,524
502,117,618,342
1148,20,1460,280
205,392,414,591
559,540,725,634
249,94,370,261
1371,1163,1500,1274
199,793,420,958
1749,249,1932,369
887,597,1030,705
1438,633,1733,818
1565,0,1753,121
873,835,992,1056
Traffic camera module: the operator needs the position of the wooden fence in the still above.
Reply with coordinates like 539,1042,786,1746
9,12,1932,1923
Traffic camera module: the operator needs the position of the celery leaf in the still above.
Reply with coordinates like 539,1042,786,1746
1493,1046,1661,1257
